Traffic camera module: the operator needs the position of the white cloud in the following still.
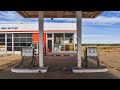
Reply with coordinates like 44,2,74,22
82,16,120,25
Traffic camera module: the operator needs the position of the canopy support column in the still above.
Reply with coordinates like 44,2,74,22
76,11,82,68
72,11,108,73
11,11,48,73
38,11,44,67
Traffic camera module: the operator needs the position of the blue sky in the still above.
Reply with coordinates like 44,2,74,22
0,11,120,44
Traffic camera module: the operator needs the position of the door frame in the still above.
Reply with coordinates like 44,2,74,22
46,38,53,54
46,33,54,54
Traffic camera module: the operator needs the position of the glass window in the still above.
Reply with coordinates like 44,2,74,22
65,44,74,51
20,38,26,42
65,33,74,44
0,38,5,42
0,43,5,51
0,43,5,45
60,45,65,51
7,34,12,37
14,47,21,51
26,43,32,46
7,43,12,46
20,34,26,37
27,38,32,42
14,43,20,46
54,33,64,44
14,38,19,42
47,34,52,38
0,34,5,42
7,38,12,42
7,47,12,51
14,33,32,51
54,45,59,52
27,33,32,37
14,34,20,37
0,34,5,38
20,43,26,46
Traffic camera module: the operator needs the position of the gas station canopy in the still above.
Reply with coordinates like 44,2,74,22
11,11,108,73
16,11,102,18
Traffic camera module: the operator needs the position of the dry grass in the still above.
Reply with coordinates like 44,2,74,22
82,46,120,69
0,54,22,70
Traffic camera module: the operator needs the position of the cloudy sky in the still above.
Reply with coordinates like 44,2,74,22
0,11,120,44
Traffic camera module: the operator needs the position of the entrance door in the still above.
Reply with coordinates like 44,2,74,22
47,39,53,53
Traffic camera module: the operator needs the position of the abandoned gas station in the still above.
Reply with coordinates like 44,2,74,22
9,11,108,73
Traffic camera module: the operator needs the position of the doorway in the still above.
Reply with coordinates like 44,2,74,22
47,39,53,54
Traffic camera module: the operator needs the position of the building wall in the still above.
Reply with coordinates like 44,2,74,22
0,23,77,54
32,33,46,54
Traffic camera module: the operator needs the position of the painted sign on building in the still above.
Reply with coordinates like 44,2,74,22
1,27,19,30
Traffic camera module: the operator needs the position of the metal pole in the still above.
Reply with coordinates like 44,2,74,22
38,11,44,67
12,34,14,54
5,34,7,54
76,11,82,67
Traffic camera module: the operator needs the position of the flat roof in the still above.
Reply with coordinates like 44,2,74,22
16,11,103,18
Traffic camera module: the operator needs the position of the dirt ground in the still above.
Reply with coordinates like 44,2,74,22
97,46,120,70
0,46,120,79
0,54,21,70
0,56,120,79
81,46,120,70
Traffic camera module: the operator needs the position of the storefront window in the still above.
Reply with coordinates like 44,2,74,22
0,34,5,52
7,47,12,51
14,47,21,51
14,33,32,51
7,34,12,51
14,34,20,37
54,45,65,52
14,38,19,42
53,33,75,52
27,33,32,37
65,33,74,44
54,33,64,44
20,33,26,37
7,34,12,37
65,44,74,51
0,34,5,42
20,38,26,42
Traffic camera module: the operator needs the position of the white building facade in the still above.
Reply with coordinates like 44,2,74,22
0,23,77,54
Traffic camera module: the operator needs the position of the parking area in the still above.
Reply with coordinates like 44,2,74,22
0,56,120,79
